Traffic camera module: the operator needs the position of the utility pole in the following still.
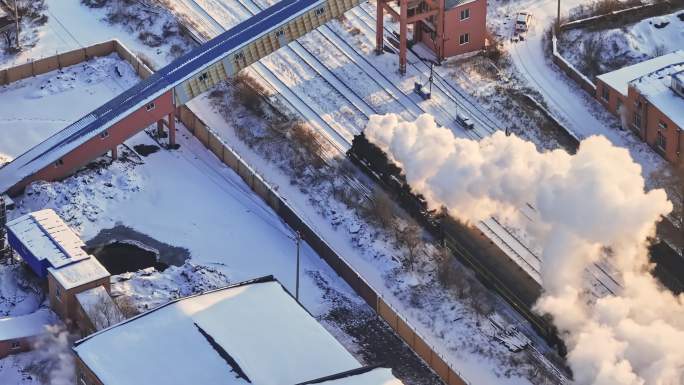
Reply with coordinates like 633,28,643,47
13,0,19,48
295,230,301,302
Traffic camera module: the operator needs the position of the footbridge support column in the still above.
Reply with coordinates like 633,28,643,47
168,112,176,147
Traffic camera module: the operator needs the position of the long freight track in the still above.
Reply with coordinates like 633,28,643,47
0,0,361,194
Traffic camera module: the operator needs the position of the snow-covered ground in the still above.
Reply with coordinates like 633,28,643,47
0,54,138,158
0,0,190,71
558,10,684,78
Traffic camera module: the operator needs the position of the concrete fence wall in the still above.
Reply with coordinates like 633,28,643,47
0,39,152,86
178,105,470,385
561,1,676,30
551,35,596,95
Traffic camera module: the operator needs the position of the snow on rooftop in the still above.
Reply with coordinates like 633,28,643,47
0,308,54,341
49,257,109,291
75,286,124,331
597,50,684,96
74,279,363,385
6,209,89,269
631,62,684,129
301,367,403,385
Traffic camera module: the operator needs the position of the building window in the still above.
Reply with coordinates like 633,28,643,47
54,159,64,167
99,130,109,139
460,8,470,20
55,286,62,302
459,33,470,45
234,52,245,63
198,72,209,82
79,371,88,385
275,30,284,38
145,102,156,111
656,131,667,151
658,120,667,131
633,111,641,128
10,341,21,350
315,7,325,16
601,86,609,101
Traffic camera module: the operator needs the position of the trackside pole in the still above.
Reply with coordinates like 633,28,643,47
376,0,384,54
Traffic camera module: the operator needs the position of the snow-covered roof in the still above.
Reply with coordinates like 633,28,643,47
597,50,684,96
6,209,89,269
73,278,371,385
49,257,109,291
75,286,124,331
6,209,109,289
0,308,54,341
630,60,684,129
297,367,403,385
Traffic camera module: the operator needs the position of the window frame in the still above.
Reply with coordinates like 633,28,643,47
601,86,609,102
460,8,470,20
99,130,109,140
145,102,156,112
10,341,21,350
198,72,209,82
459,33,470,45
656,131,667,151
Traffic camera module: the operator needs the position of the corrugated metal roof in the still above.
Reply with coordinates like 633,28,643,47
6,209,89,268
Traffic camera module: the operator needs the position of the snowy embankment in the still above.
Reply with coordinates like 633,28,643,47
558,10,684,77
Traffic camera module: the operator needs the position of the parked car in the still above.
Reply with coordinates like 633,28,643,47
456,113,475,130
515,12,532,33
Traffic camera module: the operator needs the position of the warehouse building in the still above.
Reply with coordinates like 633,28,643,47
596,51,684,164
73,276,403,385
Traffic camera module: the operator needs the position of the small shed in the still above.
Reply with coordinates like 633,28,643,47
5,209,91,278
0,308,55,359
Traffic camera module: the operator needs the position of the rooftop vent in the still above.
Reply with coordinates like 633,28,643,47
672,70,684,98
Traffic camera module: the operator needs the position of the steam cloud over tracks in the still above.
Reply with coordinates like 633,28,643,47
365,113,683,385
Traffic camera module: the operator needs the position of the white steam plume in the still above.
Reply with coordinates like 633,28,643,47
364,113,684,385
32,325,75,385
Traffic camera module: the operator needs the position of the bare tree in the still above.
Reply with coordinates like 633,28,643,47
469,282,494,325
366,188,394,229
580,37,603,79
397,221,422,270
114,295,140,319
89,295,125,330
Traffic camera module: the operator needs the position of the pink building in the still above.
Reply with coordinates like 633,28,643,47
376,0,488,73
596,51,684,164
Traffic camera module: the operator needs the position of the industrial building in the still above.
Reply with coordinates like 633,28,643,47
5,209,111,330
596,50,684,164
73,276,403,385
376,0,487,73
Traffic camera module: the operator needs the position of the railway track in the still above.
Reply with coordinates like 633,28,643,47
177,0,620,355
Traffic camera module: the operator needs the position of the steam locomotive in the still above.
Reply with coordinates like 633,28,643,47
347,132,442,234
347,132,567,357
